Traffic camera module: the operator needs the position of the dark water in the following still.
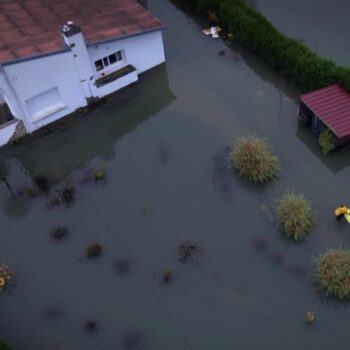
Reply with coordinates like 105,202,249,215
1,1,350,349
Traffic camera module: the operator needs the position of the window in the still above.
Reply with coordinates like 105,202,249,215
95,59,103,71
108,53,117,64
94,50,123,72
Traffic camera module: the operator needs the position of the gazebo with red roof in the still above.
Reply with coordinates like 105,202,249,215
299,84,350,144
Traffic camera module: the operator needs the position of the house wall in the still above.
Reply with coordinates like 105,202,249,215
3,52,87,133
88,30,165,79
0,29,165,138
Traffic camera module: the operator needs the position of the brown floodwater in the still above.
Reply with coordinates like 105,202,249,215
1,1,350,349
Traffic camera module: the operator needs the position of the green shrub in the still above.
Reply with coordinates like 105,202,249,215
318,128,336,155
0,340,13,350
277,193,313,240
315,249,350,299
230,135,279,184
175,0,350,92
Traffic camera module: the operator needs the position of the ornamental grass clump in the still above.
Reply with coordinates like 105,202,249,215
277,193,313,241
315,249,350,299
231,136,279,184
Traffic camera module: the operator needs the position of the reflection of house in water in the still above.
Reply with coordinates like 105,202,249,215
296,122,350,174
3,64,176,180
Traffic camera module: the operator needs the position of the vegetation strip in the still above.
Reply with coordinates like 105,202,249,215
178,0,350,92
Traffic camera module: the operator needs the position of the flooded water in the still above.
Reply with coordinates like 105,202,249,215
1,0,350,349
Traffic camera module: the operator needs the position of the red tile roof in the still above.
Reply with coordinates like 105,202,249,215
300,84,350,139
0,0,163,63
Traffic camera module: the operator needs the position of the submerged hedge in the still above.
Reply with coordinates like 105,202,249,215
180,0,350,92
0,340,13,350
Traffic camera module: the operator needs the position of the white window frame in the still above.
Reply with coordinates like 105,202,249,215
94,50,124,72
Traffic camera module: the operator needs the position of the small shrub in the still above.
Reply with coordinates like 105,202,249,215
52,226,69,241
318,128,336,155
277,193,313,240
315,249,350,299
86,243,103,259
0,263,16,294
231,135,279,184
178,240,199,263
162,268,174,284
305,311,316,325
94,169,105,181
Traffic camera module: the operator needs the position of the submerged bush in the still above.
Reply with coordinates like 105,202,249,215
162,268,174,284
305,311,316,325
94,169,105,181
52,226,69,241
277,193,313,240
61,185,75,204
85,320,97,332
0,340,13,350
178,240,200,263
315,249,350,299
114,258,131,275
86,243,103,259
231,135,279,184
318,128,336,155
33,174,50,192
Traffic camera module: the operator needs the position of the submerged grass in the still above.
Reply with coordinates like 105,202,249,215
315,249,350,299
230,135,279,184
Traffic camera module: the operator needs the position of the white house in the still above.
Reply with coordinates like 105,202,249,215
0,0,166,146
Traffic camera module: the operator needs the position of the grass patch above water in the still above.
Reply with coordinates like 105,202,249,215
315,249,350,299
277,193,313,241
230,135,279,184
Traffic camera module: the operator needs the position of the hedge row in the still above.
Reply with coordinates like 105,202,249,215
0,340,13,350
179,0,350,92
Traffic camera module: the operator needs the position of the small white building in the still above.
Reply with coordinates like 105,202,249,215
0,0,166,146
